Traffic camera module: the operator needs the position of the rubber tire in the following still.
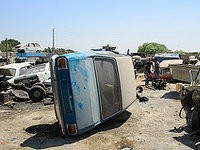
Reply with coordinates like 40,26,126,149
191,110,200,131
29,86,46,102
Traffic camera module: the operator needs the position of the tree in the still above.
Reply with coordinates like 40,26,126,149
0,39,20,52
55,48,75,55
137,42,170,55
43,47,52,53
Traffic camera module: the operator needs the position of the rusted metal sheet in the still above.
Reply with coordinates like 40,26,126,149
150,72,172,81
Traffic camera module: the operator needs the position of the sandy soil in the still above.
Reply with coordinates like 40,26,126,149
0,75,199,150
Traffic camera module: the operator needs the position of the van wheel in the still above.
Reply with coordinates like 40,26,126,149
29,86,46,102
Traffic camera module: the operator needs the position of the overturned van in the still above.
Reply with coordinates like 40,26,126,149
50,51,136,136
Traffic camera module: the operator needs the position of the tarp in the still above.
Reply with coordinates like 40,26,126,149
16,53,46,58
154,53,180,62
159,59,183,68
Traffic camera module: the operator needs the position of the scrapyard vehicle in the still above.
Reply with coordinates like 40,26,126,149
0,62,32,102
178,69,200,131
150,59,183,81
50,51,137,136
13,63,51,102
0,62,32,85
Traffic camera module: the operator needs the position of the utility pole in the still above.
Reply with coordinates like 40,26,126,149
5,38,8,64
52,28,55,54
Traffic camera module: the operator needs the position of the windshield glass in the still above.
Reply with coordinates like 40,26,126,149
0,68,16,77
26,64,45,74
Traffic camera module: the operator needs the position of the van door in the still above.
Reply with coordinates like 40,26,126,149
94,57,122,120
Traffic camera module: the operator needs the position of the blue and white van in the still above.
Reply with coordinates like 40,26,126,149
50,51,136,136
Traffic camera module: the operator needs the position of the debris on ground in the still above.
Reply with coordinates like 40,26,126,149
1,100,15,108
0,73,199,149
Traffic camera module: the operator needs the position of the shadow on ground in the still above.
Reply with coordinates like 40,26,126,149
161,91,180,100
173,133,200,149
20,110,131,149
169,125,200,149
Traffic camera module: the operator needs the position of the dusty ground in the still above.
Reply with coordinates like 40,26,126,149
0,75,200,150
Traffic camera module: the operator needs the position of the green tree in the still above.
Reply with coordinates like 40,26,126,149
0,39,20,52
137,42,170,55
43,47,52,53
55,48,75,55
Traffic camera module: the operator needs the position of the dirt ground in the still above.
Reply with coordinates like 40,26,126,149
0,75,200,150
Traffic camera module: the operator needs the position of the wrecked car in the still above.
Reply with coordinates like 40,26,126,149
12,63,51,102
150,59,183,81
50,51,138,136
178,69,200,131
0,62,32,102
0,62,32,85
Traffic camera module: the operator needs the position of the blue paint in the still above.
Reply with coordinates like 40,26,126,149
63,51,97,61
72,81,80,93
16,52,46,58
72,82,76,87
78,103,83,110
79,67,88,78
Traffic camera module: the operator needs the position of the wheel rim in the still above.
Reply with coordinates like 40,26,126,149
33,91,41,98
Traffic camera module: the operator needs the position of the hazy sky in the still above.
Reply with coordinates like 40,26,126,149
0,0,200,53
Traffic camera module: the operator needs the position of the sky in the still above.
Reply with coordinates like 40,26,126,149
0,0,200,53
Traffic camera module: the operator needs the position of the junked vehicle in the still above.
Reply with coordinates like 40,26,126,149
12,63,51,102
0,62,32,85
178,68,200,131
147,59,182,90
50,51,138,136
150,59,183,81
0,62,32,102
